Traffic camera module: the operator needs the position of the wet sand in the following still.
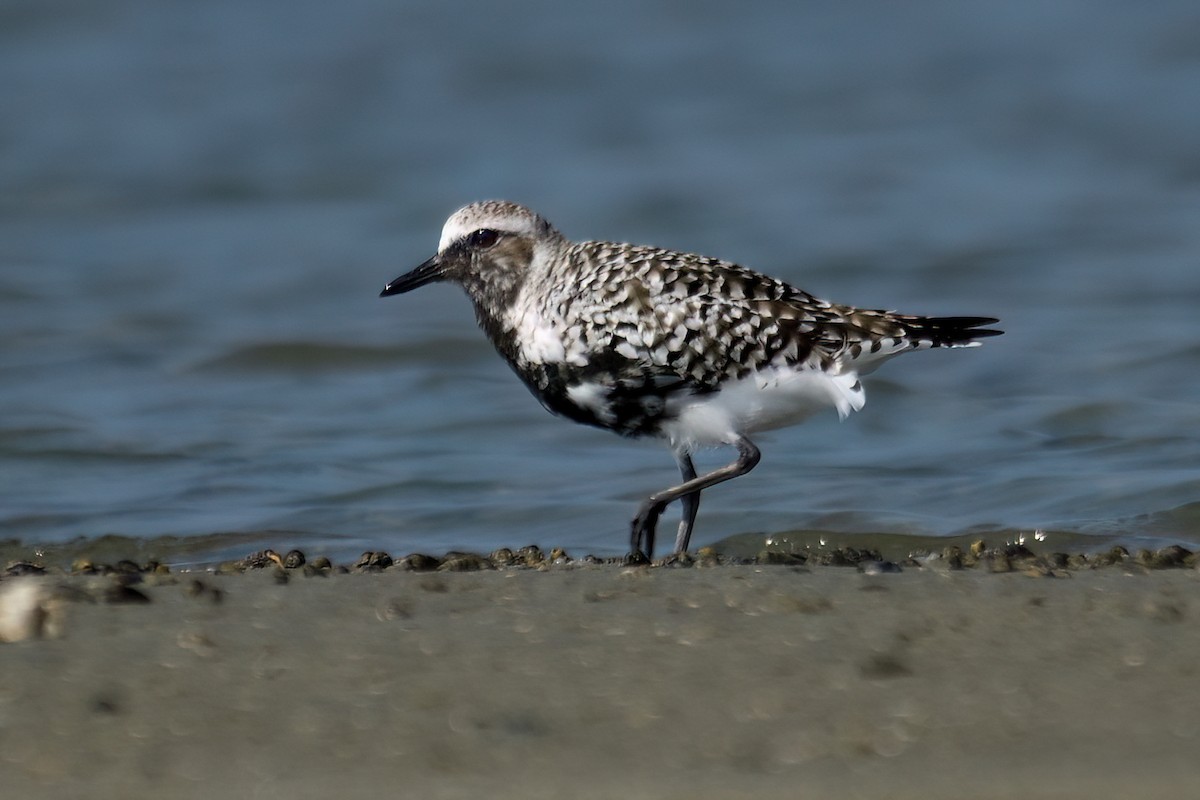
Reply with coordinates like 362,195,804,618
2,558,1198,799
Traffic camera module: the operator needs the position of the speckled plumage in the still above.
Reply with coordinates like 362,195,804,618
382,200,1002,560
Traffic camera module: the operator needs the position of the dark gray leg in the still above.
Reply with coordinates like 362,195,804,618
673,452,700,555
629,436,762,560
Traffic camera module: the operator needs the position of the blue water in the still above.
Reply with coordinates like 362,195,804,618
2,0,1199,563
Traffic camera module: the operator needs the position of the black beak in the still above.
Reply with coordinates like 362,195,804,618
380,254,445,297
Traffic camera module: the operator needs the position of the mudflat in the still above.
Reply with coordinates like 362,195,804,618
2,558,1197,799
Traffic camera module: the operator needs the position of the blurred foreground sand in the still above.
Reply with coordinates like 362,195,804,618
2,564,1197,799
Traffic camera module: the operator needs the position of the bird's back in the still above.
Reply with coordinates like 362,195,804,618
494,240,997,443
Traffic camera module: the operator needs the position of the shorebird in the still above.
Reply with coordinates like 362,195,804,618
381,201,1001,561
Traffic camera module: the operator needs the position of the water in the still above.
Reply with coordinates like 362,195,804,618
2,0,1199,564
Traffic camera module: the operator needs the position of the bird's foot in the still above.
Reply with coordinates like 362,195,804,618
658,550,694,568
630,502,664,562
623,550,651,566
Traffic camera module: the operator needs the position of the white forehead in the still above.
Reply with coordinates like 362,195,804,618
437,200,549,252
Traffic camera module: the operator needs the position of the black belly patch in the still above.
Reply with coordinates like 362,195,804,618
519,361,703,438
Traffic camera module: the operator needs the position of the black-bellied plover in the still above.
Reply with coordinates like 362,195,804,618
382,201,1002,561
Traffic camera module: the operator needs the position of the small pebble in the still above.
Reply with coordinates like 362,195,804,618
517,545,545,566
4,561,46,578
490,548,518,567
0,580,63,642
438,552,493,572
356,551,393,571
395,554,440,572
184,579,224,604
101,579,151,604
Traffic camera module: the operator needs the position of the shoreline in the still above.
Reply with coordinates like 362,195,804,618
3,550,1199,798
5,524,1198,577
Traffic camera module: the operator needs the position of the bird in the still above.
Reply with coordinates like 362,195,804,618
381,201,1002,562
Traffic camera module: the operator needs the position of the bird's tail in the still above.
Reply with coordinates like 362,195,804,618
895,315,1003,349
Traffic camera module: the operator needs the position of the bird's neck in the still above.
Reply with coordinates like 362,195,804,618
468,294,521,365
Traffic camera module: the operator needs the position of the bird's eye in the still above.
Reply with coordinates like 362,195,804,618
468,228,500,248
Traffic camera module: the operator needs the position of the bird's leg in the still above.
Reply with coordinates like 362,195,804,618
674,452,700,555
629,436,762,561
